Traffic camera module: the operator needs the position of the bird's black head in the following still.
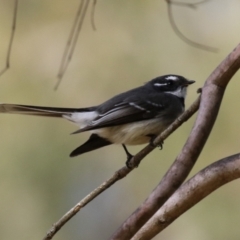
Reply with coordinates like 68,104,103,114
146,75,195,99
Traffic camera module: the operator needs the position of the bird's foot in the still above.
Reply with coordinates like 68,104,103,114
125,153,134,169
122,144,135,169
148,135,164,150
157,141,164,150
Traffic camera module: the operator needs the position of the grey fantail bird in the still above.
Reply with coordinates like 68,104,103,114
0,75,195,167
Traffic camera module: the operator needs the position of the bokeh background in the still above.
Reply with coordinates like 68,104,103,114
0,0,240,239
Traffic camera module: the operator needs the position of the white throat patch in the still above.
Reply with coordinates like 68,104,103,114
166,87,187,99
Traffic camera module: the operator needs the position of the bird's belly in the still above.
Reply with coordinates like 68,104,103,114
93,119,168,145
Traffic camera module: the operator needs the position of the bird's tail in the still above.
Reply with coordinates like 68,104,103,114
0,103,92,118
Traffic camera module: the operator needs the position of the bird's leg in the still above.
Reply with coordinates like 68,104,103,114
122,144,134,168
148,134,164,150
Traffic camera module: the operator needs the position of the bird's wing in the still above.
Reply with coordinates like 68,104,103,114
74,98,167,133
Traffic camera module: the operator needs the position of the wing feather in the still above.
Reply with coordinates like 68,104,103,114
74,100,166,133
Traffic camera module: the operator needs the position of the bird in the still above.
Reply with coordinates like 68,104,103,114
0,75,194,167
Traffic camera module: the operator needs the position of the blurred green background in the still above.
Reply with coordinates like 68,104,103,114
0,0,240,239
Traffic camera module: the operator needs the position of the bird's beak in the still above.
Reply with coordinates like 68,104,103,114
185,80,195,86
186,80,195,85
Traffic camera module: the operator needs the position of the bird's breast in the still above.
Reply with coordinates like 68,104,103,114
93,118,170,145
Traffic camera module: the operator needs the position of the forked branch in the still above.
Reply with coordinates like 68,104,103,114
111,43,240,240
131,153,240,240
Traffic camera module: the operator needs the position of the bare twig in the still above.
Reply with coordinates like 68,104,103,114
0,0,18,77
131,153,240,240
90,0,97,31
55,0,90,90
56,0,85,85
111,43,240,240
166,0,217,52
168,0,210,9
42,95,200,240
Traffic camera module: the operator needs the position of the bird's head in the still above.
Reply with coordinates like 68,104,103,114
147,75,195,99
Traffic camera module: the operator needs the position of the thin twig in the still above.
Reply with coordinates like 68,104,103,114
90,0,97,31
0,0,18,77
168,0,210,9
55,0,90,90
43,168,131,240
166,0,218,52
56,0,85,82
131,153,240,240
42,95,201,240
65,0,90,66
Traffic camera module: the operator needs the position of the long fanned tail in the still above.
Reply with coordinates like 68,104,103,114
0,103,91,117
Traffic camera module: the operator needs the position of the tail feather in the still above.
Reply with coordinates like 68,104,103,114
70,134,112,157
0,103,92,118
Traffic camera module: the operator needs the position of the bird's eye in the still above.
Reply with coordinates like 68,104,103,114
167,80,174,85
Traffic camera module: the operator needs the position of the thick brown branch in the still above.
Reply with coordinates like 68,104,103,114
131,153,240,240
111,43,240,240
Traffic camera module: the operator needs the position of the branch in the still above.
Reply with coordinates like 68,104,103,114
111,43,240,240
0,0,18,77
168,0,211,9
55,0,90,90
90,0,97,31
131,153,240,240
42,94,200,240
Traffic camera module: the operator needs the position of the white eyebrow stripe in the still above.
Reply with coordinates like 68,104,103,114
165,75,178,81
154,83,168,87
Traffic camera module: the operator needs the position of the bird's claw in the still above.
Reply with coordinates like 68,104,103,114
149,135,164,150
125,153,134,169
